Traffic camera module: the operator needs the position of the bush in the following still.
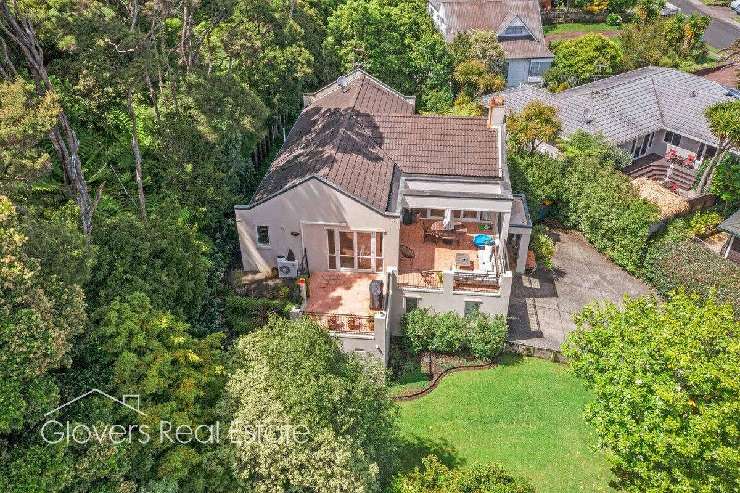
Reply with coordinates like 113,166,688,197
223,295,293,335
559,132,660,273
530,224,555,269
642,239,740,314
606,13,622,25
403,309,508,361
564,292,739,492
688,210,722,237
545,34,624,90
392,455,534,493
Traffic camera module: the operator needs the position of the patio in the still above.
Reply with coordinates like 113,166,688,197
305,271,382,315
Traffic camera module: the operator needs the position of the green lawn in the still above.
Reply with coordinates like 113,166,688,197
543,22,620,35
396,355,614,493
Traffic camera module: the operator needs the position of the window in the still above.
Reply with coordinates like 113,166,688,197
463,210,479,220
501,25,528,37
405,297,419,313
429,208,445,218
633,132,654,159
528,61,549,78
464,300,481,316
664,131,681,146
256,226,270,246
629,139,636,154
327,229,384,272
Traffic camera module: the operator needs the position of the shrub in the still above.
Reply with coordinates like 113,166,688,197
642,239,740,314
545,34,624,90
560,132,660,273
606,13,622,25
530,224,555,269
223,295,293,335
403,309,508,361
393,455,534,493
688,210,722,237
564,292,739,492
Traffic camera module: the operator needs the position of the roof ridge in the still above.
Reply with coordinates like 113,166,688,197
559,66,668,96
649,75,668,130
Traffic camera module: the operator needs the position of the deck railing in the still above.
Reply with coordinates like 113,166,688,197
305,312,375,334
397,271,443,290
453,272,500,293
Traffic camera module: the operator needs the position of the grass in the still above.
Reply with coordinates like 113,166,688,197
396,355,614,493
543,22,621,35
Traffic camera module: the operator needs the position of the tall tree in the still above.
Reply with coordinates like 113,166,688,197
697,100,740,194
0,0,100,234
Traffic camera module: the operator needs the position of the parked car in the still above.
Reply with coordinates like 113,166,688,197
661,2,681,15
731,0,740,14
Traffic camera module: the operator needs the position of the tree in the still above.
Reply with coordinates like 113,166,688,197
545,34,624,90
449,30,506,109
393,455,534,493
324,0,453,111
225,316,399,492
697,100,740,194
506,101,561,153
710,153,740,209
563,292,740,492
0,79,59,189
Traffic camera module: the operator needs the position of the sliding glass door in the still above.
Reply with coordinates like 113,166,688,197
327,229,384,272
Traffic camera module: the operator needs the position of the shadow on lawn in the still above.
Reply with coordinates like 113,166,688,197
497,352,524,367
396,434,464,475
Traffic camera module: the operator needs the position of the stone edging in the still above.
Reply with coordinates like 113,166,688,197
392,362,495,402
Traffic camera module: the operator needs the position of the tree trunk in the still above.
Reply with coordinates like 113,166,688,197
1,2,98,235
127,89,147,221
696,144,726,194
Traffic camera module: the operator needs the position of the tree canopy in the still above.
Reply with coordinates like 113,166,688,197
564,292,740,492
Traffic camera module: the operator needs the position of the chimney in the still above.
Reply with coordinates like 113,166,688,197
487,96,505,128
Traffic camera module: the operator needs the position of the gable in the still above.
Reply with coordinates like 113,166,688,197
498,15,534,39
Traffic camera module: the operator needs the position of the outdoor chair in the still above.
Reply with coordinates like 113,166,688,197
421,221,438,244
399,244,415,269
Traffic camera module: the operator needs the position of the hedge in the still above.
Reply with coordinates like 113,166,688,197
402,309,508,361
642,239,740,314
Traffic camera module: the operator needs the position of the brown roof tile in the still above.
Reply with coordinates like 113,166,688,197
249,71,501,212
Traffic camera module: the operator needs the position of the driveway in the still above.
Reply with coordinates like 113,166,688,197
670,0,740,49
507,230,652,350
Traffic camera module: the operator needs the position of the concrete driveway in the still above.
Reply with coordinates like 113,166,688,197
507,230,652,351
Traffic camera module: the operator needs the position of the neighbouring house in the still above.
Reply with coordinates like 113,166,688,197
234,69,532,364
427,0,553,87
719,210,740,263
500,66,737,197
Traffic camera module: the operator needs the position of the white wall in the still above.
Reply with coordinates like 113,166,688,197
235,178,400,274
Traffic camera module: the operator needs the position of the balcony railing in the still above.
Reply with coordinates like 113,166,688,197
397,271,443,290
453,272,501,293
305,312,374,334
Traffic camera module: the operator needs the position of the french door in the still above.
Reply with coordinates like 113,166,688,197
327,229,384,272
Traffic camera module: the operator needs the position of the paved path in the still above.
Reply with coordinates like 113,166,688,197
671,0,740,49
507,230,652,350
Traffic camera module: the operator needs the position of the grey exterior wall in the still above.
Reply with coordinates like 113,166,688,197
506,59,530,87
235,178,401,274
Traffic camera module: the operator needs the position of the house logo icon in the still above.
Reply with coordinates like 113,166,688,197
44,388,147,417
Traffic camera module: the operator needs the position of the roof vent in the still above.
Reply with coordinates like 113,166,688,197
689,90,697,97
582,107,593,124
337,75,349,92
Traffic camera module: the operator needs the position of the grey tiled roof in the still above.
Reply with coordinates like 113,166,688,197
719,209,740,237
501,66,735,145
249,71,501,212
430,0,552,59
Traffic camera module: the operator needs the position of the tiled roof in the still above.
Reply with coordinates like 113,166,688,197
430,0,552,59
249,71,501,212
500,66,735,145
719,209,740,237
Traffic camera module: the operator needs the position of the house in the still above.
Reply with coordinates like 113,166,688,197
427,0,553,87
718,210,740,263
234,69,532,364
500,66,736,193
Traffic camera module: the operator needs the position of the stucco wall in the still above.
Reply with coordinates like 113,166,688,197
620,129,708,161
235,178,400,273
387,271,513,335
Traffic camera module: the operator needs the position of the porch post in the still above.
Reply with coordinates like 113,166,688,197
515,231,531,274
442,270,454,295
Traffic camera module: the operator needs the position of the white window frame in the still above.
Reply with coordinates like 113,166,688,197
415,208,497,223
255,225,270,247
326,228,384,273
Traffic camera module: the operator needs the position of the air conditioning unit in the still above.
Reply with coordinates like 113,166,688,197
276,257,299,279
